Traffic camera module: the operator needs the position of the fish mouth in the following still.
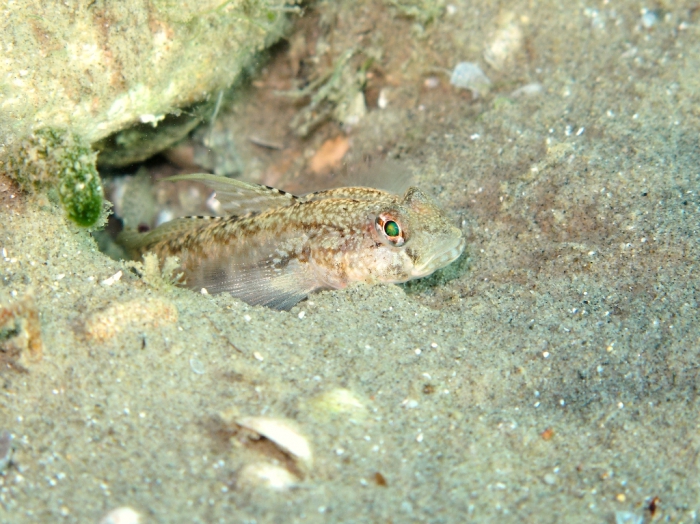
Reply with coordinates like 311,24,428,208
411,236,466,278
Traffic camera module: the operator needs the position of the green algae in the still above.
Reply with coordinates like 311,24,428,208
5,129,105,228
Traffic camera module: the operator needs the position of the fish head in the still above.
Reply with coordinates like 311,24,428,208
363,187,465,283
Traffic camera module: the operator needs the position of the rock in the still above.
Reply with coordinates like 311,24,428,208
0,0,294,167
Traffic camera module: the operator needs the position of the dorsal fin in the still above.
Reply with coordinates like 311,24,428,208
303,160,415,196
302,186,395,203
165,174,300,215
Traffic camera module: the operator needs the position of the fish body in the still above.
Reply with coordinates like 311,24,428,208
120,174,465,310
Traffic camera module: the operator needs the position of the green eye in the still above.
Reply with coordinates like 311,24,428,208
384,220,400,237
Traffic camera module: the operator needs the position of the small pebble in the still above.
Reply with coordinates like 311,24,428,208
543,473,557,485
424,76,440,89
540,428,554,441
377,88,390,109
640,9,658,29
615,511,643,524
100,507,141,524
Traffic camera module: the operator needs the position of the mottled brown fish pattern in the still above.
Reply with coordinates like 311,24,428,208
119,174,465,310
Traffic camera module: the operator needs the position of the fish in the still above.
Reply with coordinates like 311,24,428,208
119,173,465,310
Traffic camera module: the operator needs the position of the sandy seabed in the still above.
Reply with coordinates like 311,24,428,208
1,1,699,523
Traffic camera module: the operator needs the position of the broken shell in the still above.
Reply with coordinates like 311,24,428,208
99,506,141,524
483,15,524,70
236,416,313,469
236,462,298,491
307,388,368,421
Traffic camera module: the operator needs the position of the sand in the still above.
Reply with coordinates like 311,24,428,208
1,1,699,523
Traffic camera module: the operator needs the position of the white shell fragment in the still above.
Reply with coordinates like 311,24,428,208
309,388,368,420
100,270,123,286
484,17,524,70
510,83,543,98
236,416,313,468
100,506,141,524
377,88,390,109
449,62,491,98
189,357,205,374
237,462,298,491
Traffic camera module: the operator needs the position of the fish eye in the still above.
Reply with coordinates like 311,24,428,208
384,220,400,237
376,214,405,246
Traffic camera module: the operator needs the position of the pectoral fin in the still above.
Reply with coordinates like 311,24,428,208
180,235,322,311
188,257,320,311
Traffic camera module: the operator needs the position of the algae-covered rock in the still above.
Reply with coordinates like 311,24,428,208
5,128,105,227
93,99,213,168
0,0,295,164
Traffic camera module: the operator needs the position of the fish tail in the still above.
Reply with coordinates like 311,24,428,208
117,229,149,259
118,217,211,259
117,230,157,260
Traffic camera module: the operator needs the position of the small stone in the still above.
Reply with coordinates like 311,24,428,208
615,511,643,524
424,76,440,89
640,10,658,29
377,88,390,109
100,506,141,524
540,428,554,441
543,473,557,485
